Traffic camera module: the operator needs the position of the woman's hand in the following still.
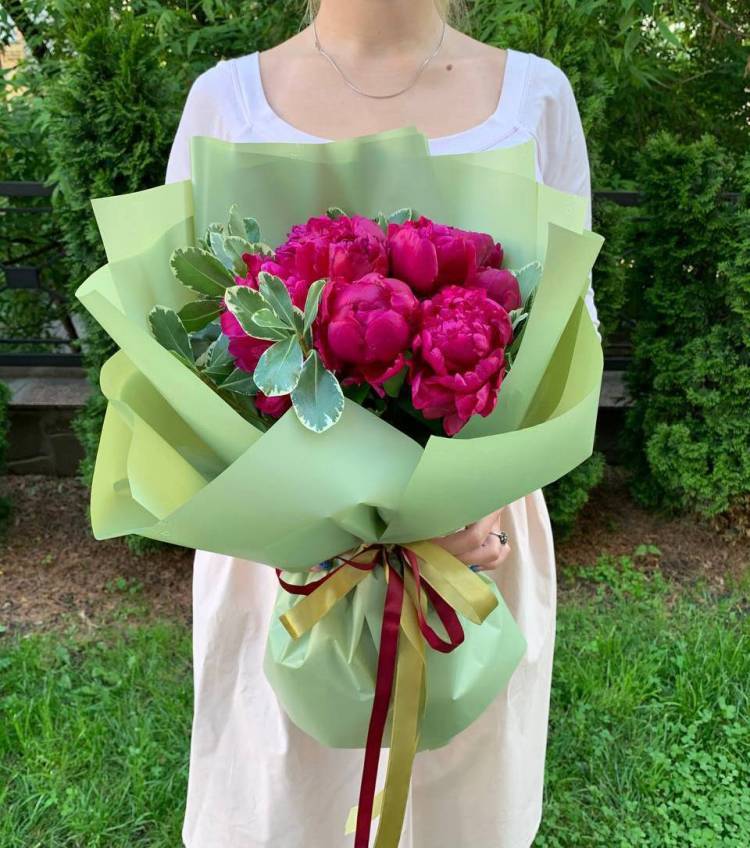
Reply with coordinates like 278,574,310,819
430,508,510,571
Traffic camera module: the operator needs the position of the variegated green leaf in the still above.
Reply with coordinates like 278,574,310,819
254,337,303,396
292,306,305,335
149,305,194,363
170,247,235,297
209,230,236,272
291,351,345,433
191,319,220,358
246,322,292,342
224,286,291,341
252,308,290,331
223,235,257,273
178,299,222,332
387,207,417,225
203,335,235,380
511,261,543,302
303,279,327,336
224,285,266,326
246,241,275,257
204,221,224,242
208,332,232,367
227,203,246,238
258,272,296,329
220,367,257,396
243,216,261,243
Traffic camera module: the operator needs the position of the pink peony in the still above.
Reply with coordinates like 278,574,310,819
219,308,291,419
232,253,308,310
466,267,521,312
316,272,419,394
410,285,513,436
387,216,504,297
255,392,292,418
271,214,388,307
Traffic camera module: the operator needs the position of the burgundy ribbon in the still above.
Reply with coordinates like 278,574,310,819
274,546,382,597
355,564,404,847
276,545,466,848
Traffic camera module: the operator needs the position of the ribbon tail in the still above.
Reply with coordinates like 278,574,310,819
373,572,426,848
346,791,384,836
354,565,404,848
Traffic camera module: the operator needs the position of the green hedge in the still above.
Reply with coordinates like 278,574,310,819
623,133,750,516
543,451,605,540
42,14,181,487
40,13,185,552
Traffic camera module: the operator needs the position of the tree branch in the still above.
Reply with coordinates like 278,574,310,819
699,1,747,40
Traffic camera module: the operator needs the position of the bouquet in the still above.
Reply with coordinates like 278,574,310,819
76,128,604,847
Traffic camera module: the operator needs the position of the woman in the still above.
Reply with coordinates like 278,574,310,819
165,1,599,845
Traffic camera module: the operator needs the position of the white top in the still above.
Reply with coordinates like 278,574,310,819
166,50,595,848
166,48,600,333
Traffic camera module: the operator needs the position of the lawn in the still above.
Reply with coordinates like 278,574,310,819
1,547,748,847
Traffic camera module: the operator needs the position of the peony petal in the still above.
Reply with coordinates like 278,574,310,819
327,316,367,363
389,228,439,295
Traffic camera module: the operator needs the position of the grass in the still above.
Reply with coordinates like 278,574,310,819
0,623,192,848
0,550,748,847
539,551,750,847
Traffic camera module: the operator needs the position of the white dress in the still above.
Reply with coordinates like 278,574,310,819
165,48,599,848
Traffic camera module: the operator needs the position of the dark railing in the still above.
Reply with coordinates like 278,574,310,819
0,185,741,370
0,180,81,366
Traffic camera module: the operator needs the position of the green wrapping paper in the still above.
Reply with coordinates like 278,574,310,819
266,564,525,751
75,127,603,757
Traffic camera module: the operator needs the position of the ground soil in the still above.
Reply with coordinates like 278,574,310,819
1,468,748,635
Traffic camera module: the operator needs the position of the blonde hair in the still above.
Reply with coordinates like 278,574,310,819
306,1,466,25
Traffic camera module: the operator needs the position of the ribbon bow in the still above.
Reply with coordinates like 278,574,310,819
276,540,499,848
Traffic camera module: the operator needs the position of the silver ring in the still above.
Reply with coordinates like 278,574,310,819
491,531,509,545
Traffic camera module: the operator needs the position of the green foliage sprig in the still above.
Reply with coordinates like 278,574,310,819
149,205,345,433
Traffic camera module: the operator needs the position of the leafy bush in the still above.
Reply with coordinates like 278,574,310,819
38,10,188,553
41,12,182,484
543,451,605,539
468,0,749,182
622,134,750,516
591,197,635,343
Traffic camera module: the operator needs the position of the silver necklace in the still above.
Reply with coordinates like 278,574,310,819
312,15,447,100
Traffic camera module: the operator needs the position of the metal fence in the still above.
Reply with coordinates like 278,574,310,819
0,180,79,366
